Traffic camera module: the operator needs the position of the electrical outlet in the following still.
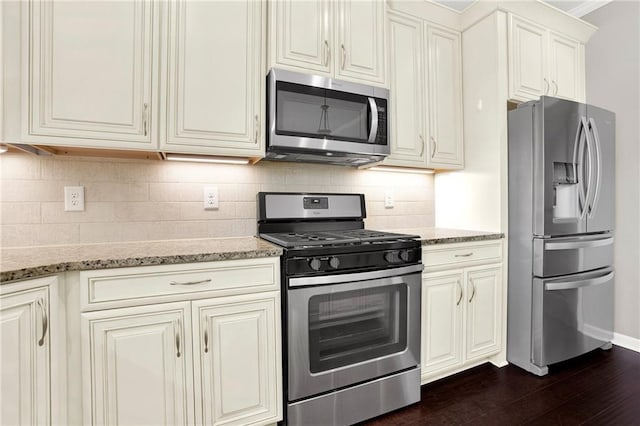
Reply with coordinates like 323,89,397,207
384,191,394,209
203,186,219,210
64,186,85,211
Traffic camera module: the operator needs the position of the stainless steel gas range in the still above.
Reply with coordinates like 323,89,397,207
257,192,422,425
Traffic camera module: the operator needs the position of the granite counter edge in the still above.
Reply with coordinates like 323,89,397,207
421,233,505,245
1,248,283,284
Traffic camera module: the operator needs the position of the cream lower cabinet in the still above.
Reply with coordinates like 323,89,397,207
0,276,60,425
421,240,504,383
79,258,282,426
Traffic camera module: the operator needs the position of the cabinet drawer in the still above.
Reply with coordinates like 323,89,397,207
423,241,502,270
80,258,279,310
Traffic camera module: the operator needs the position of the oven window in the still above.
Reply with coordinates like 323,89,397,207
308,284,407,373
275,81,371,143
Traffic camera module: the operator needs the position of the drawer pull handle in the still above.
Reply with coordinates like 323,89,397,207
169,279,212,286
37,298,48,347
455,252,474,258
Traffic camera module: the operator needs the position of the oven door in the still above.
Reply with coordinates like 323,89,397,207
287,266,421,401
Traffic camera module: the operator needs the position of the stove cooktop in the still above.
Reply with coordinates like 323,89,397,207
260,229,420,248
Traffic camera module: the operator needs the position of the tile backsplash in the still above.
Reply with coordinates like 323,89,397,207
0,152,434,247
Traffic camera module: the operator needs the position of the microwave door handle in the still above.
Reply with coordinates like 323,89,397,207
367,97,379,143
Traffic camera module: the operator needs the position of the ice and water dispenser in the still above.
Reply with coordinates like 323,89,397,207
552,162,579,220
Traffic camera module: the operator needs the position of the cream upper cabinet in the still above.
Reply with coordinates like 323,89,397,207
508,14,585,103
549,32,585,102
82,303,194,425
384,15,463,170
426,26,464,169
271,0,332,74
0,286,50,425
269,0,385,86
384,12,426,167
26,0,157,149
192,293,281,426
161,0,265,156
335,0,386,85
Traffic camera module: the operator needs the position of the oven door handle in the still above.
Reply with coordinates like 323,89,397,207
367,97,379,143
288,264,424,288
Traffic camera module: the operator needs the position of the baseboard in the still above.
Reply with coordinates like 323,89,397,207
612,332,640,353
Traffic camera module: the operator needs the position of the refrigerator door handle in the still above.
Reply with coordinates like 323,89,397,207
582,116,596,218
545,236,614,251
573,118,589,219
545,271,614,291
587,118,602,217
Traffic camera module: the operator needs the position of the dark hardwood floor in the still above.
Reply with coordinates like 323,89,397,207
364,346,640,425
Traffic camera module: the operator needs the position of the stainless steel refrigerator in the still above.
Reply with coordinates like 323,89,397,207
507,96,615,376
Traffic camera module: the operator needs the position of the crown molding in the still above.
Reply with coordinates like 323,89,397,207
567,0,613,17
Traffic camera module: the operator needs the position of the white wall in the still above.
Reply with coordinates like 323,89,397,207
583,0,640,341
0,153,435,247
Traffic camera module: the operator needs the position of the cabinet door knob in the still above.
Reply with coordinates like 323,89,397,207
468,278,476,303
37,298,48,347
341,44,346,70
552,80,558,96
419,134,425,157
431,136,437,158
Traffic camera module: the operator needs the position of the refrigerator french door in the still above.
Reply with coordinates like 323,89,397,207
507,96,615,376
531,98,615,237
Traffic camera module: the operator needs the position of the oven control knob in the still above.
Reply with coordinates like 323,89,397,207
308,258,322,271
385,251,400,264
329,257,340,269
400,250,411,262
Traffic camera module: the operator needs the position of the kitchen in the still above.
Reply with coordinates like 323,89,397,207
1,0,638,425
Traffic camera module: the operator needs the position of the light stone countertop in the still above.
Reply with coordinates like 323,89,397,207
1,228,503,283
389,228,504,245
0,237,282,283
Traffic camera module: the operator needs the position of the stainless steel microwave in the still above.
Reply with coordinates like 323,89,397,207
266,68,389,166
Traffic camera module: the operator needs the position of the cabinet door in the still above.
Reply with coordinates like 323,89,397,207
421,271,464,376
508,15,548,102
0,287,50,425
162,0,264,156
28,0,156,148
193,292,281,426
335,0,385,85
465,265,502,361
549,32,585,102
271,0,332,75
82,302,193,426
383,12,426,168
426,26,464,168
